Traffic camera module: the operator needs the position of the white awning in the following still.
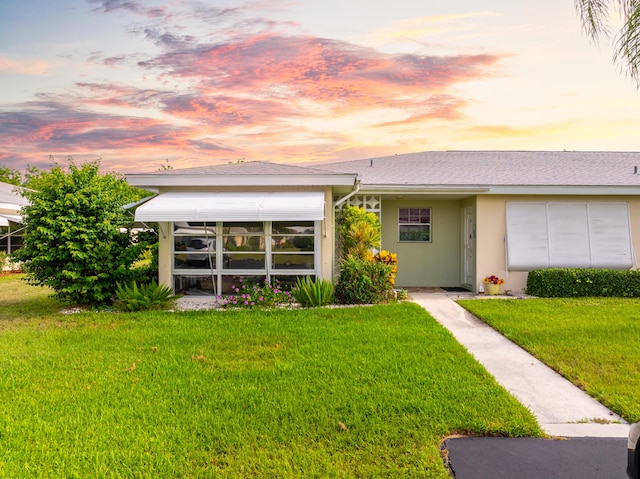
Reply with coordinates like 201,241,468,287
134,191,325,222
0,214,22,226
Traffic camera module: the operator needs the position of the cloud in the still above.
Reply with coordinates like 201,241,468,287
140,34,502,113
0,56,51,75
86,52,129,66
372,12,503,43
88,0,168,19
1,2,507,172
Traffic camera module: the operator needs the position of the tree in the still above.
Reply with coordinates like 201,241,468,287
0,165,22,185
575,0,640,86
14,160,153,305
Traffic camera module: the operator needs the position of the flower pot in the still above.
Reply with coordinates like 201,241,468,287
485,282,500,296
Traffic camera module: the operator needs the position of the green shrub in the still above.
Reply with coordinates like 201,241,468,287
334,257,395,305
292,276,334,307
115,280,178,312
396,289,409,300
336,205,381,261
14,160,154,305
0,251,7,270
526,268,640,297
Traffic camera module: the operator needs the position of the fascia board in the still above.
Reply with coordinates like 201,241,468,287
358,185,640,196
0,202,22,211
126,174,357,188
358,186,491,194
485,186,640,195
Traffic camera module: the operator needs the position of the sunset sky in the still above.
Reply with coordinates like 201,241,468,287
2,0,640,174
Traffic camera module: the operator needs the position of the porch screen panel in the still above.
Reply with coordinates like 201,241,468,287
505,203,549,270
506,202,633,271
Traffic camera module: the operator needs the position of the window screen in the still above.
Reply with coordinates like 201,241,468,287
506,202,633,271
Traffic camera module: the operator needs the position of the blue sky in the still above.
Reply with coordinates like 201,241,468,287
1,0,639,173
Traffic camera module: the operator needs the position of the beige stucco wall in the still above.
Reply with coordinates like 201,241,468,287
381,198,462,287
476,195,640,294
319,186,334,280
157,222,172,290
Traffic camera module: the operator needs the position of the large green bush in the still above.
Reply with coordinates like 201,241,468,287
14,160,155,305
334,257,395,304
526,268,640,297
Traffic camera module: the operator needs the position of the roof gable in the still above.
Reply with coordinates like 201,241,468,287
127,160,356,188
147,160,340,176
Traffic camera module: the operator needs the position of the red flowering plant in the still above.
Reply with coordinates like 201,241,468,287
483,275,504,285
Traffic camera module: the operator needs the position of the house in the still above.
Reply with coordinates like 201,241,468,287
126,151,640,295
0,181,27,255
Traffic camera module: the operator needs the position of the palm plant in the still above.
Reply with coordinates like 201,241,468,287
575,0,640,86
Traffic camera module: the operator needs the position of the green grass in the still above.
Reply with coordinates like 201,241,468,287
458,297,640,423
0,273,65,323
0,274,541,478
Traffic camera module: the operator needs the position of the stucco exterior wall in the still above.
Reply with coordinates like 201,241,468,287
381,198,462,287
319,186,334,280
476,195,640,294
157,221,172,289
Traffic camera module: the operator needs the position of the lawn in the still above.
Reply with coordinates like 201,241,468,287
458,297,640,423
0,274,541,478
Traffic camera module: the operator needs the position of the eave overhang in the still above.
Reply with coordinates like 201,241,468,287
357,184,640,196
126,173,358,188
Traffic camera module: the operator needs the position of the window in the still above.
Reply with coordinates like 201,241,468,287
173,222,216,271
0,223,24,254
222,222,265,270
271,221,315,271
398,208,431,242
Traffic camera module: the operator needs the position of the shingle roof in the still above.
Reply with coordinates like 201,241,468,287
321,151,640,187
149,160,338,176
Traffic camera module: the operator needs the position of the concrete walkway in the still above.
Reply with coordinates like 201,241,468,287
410,291,629,438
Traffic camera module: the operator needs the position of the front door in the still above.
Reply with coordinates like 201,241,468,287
463,206,475,286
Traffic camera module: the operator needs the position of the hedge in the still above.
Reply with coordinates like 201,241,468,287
526,268,640,298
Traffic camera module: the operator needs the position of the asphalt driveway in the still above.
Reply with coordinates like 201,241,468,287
444,436,627,479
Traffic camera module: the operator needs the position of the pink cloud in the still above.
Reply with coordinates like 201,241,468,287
1,2,506,172
140,34,502,116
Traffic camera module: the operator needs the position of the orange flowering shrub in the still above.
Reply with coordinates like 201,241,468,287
375,250,398,286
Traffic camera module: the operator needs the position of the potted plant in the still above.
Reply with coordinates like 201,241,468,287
483,275,504,295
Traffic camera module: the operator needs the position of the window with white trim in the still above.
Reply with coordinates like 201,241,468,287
398,208,431,242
